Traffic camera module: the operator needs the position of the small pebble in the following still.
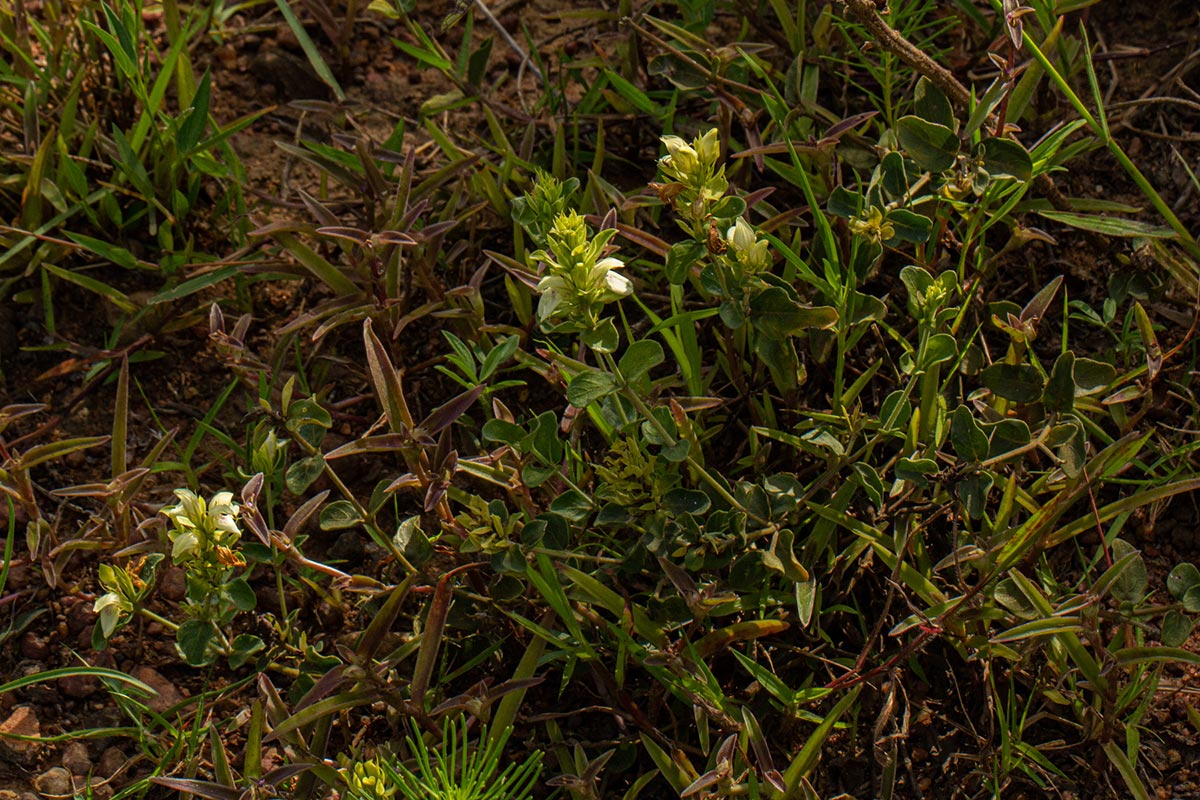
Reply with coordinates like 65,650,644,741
66,602,96,635
0,706,41,764
19,632,50,661
61,741,91,775
98,746,125,777
130,667,184,713
34,766,72,796
159,567,187,602
214,44,238,71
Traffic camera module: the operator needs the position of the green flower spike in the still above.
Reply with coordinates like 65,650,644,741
532,211,632,332
344,757,397,800
162,489,242,563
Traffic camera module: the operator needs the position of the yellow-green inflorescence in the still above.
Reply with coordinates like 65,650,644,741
532,210,632,333
657,129,728,222
725,217,771,276
848,206,895,246
343,757,396,800
94,559,153,638
162,489,246,568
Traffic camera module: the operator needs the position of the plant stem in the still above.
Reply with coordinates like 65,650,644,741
842,0,969,110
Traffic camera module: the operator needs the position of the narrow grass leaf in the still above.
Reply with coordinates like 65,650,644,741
1037,211,1176,238
273,0,344,100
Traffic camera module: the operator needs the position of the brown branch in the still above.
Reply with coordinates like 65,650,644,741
842,0,971,111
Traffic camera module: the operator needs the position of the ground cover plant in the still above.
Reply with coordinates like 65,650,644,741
1,0,1200,797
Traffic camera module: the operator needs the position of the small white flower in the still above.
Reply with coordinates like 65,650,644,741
603,269,633,297
726,218,771,273
171,530,200,561
727,218,755,252
660,135,700,181
94,592,125,638
536,277,565,322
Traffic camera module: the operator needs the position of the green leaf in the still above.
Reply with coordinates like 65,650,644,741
1161,611,1193,648
479,335,520,380
951,406,990,462
1108,539,1147,603
955,472,993,519
1043,351,1076,413
1073,358,1116,396
581,318,620,353
981,138,1033,181
177,70,212,153
896,116,959,173
1167,563,1200,599
749,287,838,336
549,489,592,522
987,418,1032,459
663,488,711,516
177,619,217,666
660,439,691,462
567,370,618,407
963,77,1008,138
1036,210,1177,238
1132,302,1163,380
895,457,938,488
665,240,705,284
149,265,240,304
395,516,434,568
991,617,1084,643
885,208,932,243
827,185,862,219
1184,585,1200,614
319,500,361,531
1112,647,1200,667
765,529,808,582
779,686,862,786
853,463,885,509
64,232,142,271
619,340,665,383
228,634,265,669
914,77,954,129
286,398,331,449
110,126,155,199
482,419,526,446
923,333,958,368
285,454,325,494
994,578,1038,619
981,363,1044,403
602,68,662,117
228,578,257,612
710,195,747,220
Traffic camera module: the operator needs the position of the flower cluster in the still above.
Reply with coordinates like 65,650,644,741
848,206,896,246
595,437,678,515
93,555,162,639
656,129,729,222
532,211,632,333
162,489,245,568
342,757,396,800
725,218,771,275
511,170,581,248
